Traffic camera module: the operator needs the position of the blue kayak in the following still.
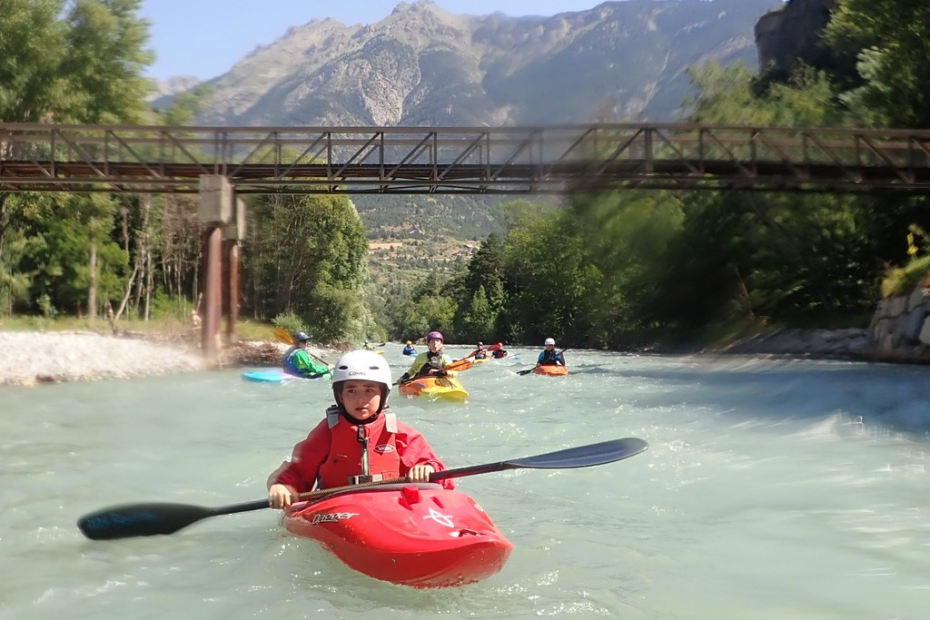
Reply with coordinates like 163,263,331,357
241,369,331,383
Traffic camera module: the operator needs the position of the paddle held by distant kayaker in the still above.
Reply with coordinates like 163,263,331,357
282,332,330,378
267,350,454,509
398,330,453,383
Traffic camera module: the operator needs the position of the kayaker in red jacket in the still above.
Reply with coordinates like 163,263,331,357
267,350,454,509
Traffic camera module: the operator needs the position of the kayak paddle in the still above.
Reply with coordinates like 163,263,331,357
273,328,332,369
447,343,502,373
444,359,473,373
76,437,648,541
429,437,646,481
466,342,502,360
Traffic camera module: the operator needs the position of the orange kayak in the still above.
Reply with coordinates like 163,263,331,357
533,364,569,377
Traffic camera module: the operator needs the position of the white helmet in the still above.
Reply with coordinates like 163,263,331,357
331,350,393,413
544,337,556,346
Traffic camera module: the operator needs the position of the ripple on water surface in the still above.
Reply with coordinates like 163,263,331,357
2,350,930,619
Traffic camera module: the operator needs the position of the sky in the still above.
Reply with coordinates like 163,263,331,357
139,0,617,82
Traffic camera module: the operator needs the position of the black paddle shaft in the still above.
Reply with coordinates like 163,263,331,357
77,437,648,541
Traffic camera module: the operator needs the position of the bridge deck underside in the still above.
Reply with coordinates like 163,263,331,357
2,161,930,194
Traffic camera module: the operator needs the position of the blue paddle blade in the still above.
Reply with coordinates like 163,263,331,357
507,438,648,469
430,437,648,481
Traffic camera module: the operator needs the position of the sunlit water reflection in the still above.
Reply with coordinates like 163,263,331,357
2,347,930,619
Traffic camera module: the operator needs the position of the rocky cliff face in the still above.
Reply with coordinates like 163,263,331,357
754,0,837,75
171,0,781,126
148,75,200,102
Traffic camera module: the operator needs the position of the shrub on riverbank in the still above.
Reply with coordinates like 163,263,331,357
882,255,930,299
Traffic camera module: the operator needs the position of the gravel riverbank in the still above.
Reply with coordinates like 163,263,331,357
0,332,344,388
0,327,872,389
0,331,208,387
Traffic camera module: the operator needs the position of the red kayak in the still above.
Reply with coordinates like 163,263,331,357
282,483,513,588
534,364,569,377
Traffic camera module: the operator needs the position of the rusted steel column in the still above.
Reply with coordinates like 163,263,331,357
201,226,223,357
222,197,246,343
224,242,240,342
199,175,233,359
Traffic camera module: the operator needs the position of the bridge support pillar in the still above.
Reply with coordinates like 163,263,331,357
199,175,233,359
222,197,246,344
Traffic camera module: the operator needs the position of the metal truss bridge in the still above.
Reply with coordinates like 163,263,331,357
2,123,930,195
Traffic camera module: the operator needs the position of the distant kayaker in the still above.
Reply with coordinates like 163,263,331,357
492,346,509,359
402,340,417,356
363,340,374,350
536,338,566,367
267,350,454,509
399,330,452,383
282,332,331,378
474,342,487,360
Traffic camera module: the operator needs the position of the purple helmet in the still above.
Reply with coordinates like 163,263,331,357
427,330,444,342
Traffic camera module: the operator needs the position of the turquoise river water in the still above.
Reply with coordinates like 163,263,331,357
2,345,930,620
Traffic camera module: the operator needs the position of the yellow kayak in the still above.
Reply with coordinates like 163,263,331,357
398,376,469,403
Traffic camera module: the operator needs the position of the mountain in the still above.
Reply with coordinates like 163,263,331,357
148,75,200,102
157,0,785,290
179,0,781,127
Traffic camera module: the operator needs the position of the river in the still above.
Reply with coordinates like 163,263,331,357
2,346,929,620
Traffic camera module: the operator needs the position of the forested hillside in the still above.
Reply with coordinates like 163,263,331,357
383,0,930,348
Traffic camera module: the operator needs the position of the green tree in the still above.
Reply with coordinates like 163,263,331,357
459,285,495,342
244,194,368,342
825,0,930,128
59,0,153,123
0,0,154,317
0,0,67,122
156,84,214,125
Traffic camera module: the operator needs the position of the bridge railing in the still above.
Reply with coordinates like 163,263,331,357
2,123,929,193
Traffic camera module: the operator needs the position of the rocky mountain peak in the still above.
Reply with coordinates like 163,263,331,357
165,0,782,126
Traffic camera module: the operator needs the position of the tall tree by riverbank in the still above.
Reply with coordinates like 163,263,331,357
384,0,930,347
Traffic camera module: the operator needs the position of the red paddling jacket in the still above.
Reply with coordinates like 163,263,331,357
268,405,455,491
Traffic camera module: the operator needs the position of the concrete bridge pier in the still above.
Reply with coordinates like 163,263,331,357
198,175,232,359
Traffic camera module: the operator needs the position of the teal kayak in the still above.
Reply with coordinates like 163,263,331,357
241,369,331,383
